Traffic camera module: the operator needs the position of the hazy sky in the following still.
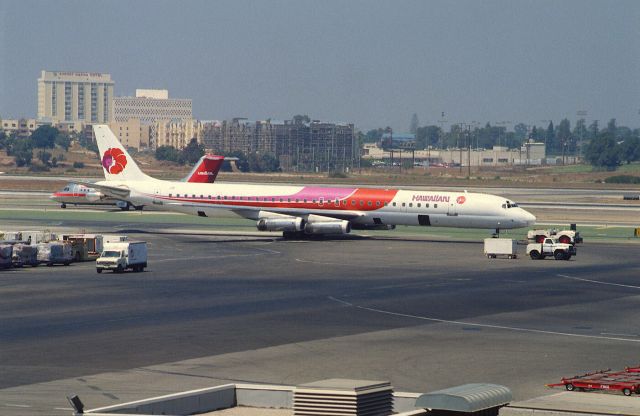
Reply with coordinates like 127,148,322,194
1,0,639,131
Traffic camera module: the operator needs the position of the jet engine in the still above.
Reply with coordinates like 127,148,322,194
304,220,351,235
84,191,104,202
257,217,305,232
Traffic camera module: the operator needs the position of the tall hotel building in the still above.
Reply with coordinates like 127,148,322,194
37,71,114,124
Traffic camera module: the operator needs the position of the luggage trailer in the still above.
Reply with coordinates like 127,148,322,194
547,367,640,396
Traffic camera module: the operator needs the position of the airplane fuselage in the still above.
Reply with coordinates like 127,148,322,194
99,179,536,230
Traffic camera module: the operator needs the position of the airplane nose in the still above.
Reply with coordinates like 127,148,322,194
524,210,536,227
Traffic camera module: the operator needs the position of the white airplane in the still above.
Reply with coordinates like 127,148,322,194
83,125,536,237
51,154,225,210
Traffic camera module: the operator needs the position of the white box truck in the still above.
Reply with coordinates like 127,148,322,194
96,241,147,273
484,238,518,259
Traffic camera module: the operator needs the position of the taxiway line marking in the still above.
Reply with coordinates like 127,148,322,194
557,274,640,290
328,298,640,344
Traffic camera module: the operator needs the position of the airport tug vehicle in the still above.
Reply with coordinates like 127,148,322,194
526,237,576,260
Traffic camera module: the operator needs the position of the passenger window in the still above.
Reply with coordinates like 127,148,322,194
360,201,364,206
200,195,204,198
296,199,299,203
384,202,388,206
312,199,316,203
376,201,381,206
208,195,211,199
367,201,372,206
392,202,396,207
409,203,413,207
351,200,356,205
280,198,283,202
417,203,421,208
342,200,347,206
169,193,172,197
402,203,406,207
272,198,275,202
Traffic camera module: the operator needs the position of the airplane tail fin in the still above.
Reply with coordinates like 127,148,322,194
183,155,225,183
93,125,153,182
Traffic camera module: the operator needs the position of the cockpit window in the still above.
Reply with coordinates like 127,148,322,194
504,201,519,209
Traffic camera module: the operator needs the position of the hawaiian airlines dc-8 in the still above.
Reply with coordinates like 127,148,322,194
86,125,536,238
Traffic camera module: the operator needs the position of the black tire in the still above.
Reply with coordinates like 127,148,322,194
623,388,631,396
116,265,123,273
566,383,575,391
64,262,70,266
529,250,541,260
565,254,572,260
554,251,565,260
61,203,66,209
96,268,102,274
74,252,81,262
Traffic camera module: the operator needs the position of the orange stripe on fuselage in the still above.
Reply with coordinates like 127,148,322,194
153,188,398,212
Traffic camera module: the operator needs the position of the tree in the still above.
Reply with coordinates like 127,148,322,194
621,136,640,164
181,138,204,165
12,139,33,167
38,150,52,166
409,113,419,134
55,132,71,151
573,119,587,143
513,123,528,141
584,133,621,170
293,114,311,124
545,121,556,154
556,118,571,154
155,145,181,163
607,118,617,136
30,125,58,149
588,120,599,139
364,128,384,143
415,125,441,150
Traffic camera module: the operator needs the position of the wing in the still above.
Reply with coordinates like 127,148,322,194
74,181,131,200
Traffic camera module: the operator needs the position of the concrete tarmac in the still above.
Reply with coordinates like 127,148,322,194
1,214,640,414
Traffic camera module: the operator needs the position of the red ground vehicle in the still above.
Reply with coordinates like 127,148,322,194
547,367,640,396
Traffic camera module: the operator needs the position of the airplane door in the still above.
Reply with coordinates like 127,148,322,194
447,201,457,216
152,188,163,205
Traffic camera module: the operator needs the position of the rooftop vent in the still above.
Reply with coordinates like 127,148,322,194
294,379,393,416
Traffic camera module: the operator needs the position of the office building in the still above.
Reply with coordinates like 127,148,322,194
202,118,355,172
113,89,192,148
